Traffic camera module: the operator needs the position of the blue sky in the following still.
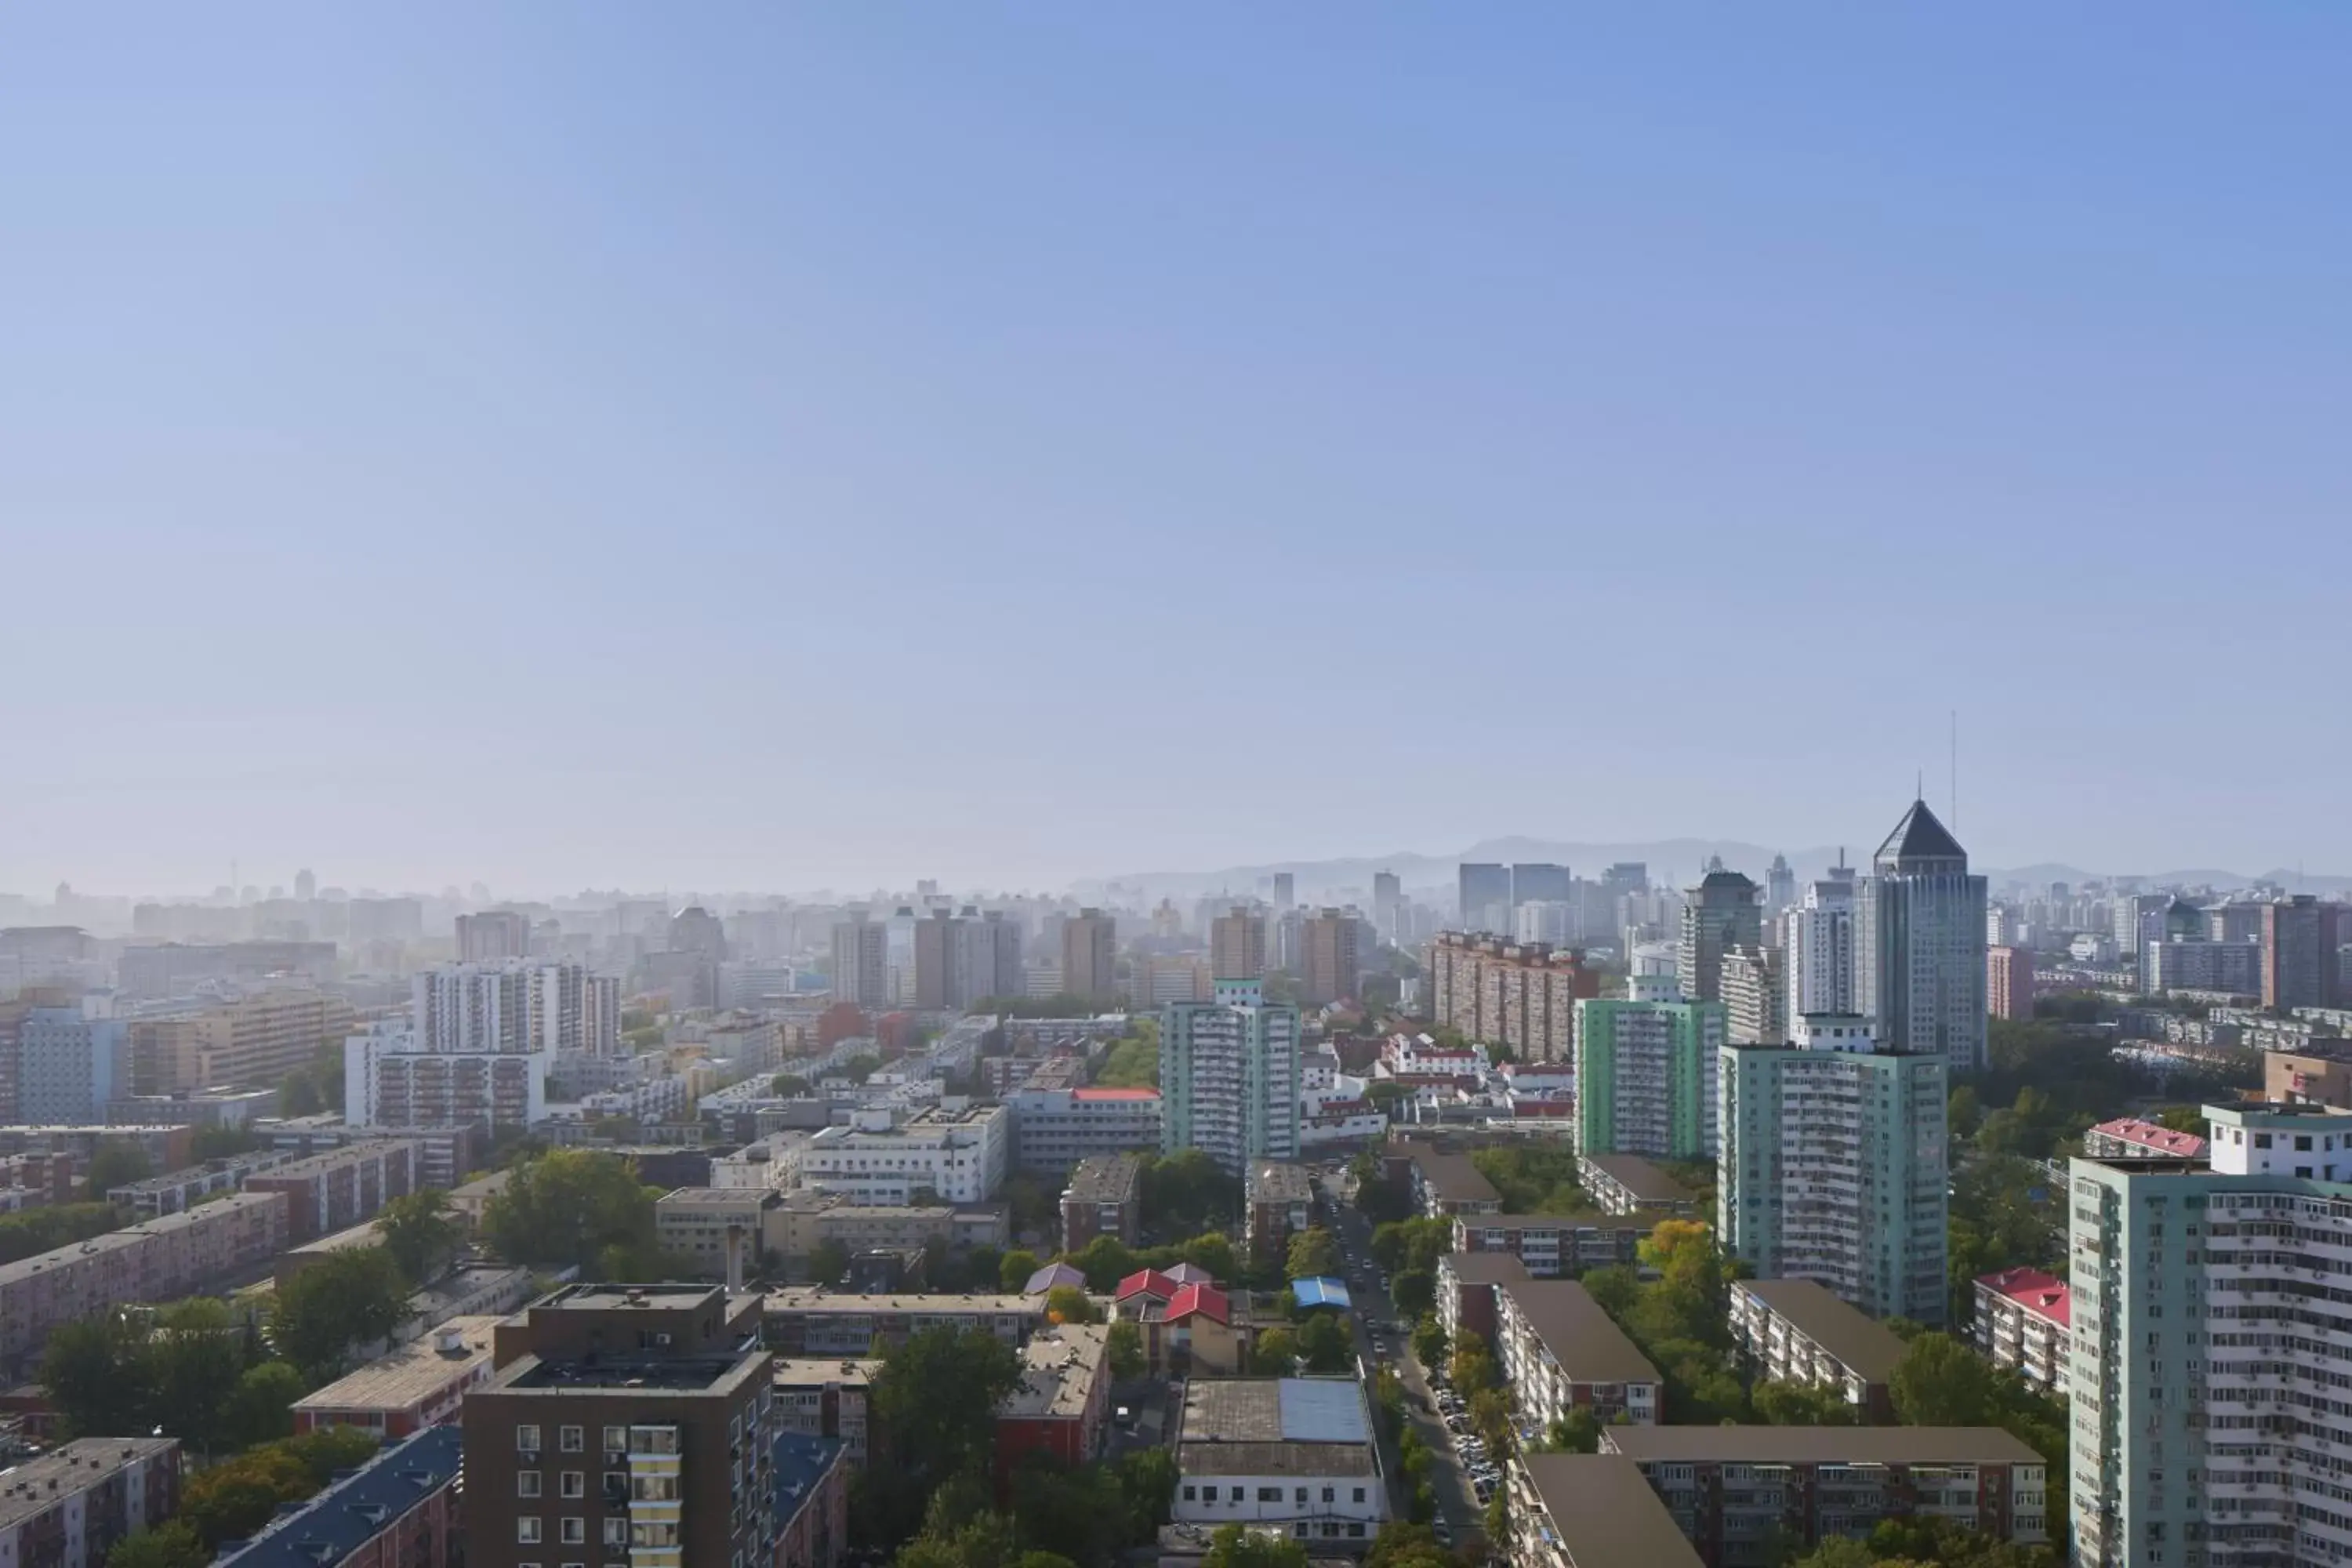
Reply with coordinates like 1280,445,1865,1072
3,6,2347,895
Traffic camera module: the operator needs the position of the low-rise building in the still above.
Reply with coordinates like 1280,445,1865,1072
1245,1162,1315,1269
107,1146,304,1220
211,1427,461,1568
771,1432,849,1568
0,1437,180,1568
1512,1454,1704,1568
760,1290,1045,1356
1575,1152,1698,1218
1406,1150,1501,1219
1450,1210,1657,1278
1173,1379,1388,1546
771,1359,880,1467
1433,1252,1530,1352
241,1138,421,1244
291,1316,500,1438
2082,1116,2209,1162
1112,1272,1250,1376
1059,1155,1142,1251
1973,1268,2071,1397
655,1187,777,1284
1730,1279,1904,1421
1599,1425,2049,1560
1004,1084,1161,1176
800,1102,1011,1205
275,1217,392,1290
1494,1280,1661,1428
994,1323,1112,1486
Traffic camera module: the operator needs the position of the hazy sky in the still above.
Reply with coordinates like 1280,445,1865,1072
4,7,2347,898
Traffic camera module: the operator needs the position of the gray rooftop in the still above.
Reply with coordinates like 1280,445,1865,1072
1247,1162,1313,1202
1000,1325,1109,1420
0,1439,177,1530
1062,1155,1142,1205
1502,1281,1661,1385
1578,1152,1693,1205
1410,1151,1498,1205
1736,1279,1907,1383
1604,1425,2044,1465
1519,1454,1702,1566
1437,1252,1531,1284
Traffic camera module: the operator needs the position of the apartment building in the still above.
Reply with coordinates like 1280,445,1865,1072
1494,1279,1661,1428
1599,1426,2048,1566
412,962,619,1055
1210,907,1268,982
292,1316,500,1438
655,1189,778,1284
1576,1152,1698,1218
1160,980,1300,1177
1434,1251,1530,1350
465,1285,776,1568
345,1022,549,1129
1449,1211,1656,1279
212,1427,462,1568
1298,909,1362,1008
1244,1161,1314,1269
0,1190,289,1375
1677,870,1762,1005
118,940,336,1000
1719,945,1784,1047
0,1439,180,1568
1061,910,1118,1005
759,1290,1044,1357
1426,934,1600,1064
1060,1154,1142,1251
1573,996,1725,1160
108,1145,304,1219
1729,1279,1904,1421
2067,1100,2352,1568
1512,1454,1703,1568
1719,1015,1950,1324
771,1360,879,1467
1004,1083,1160,1177
2082,1116,2209,1161
1986,945,2036,1022
16,1006,127,1123
242,1138,420,1244
126,987,357,1095
770,1433,848,1568
1972,1268,2070,1398
2262,895,2345,1011
1172,1380,1389,1545
994,1323,1112,1485
800,1103,1010,1205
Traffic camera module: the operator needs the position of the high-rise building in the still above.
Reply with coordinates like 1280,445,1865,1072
1573,994,1726,1160
1719,1015,1948,1323
965,909,1023,1004
1210,906,1268,982
667,906,728,963
1764,854,1796,920
463,1284,775,1568
127,986,358,1094
1458,863,1512,934
1372,872,1402,944
1299,908,1361,1007
1428,934,1600,1063
1720,945,1784,1046
294,868,317,903
456,911,530,964
2067,1101,2352,1568
830,915,887,1010
1677,871,1760,1004
1159,979,1300,1175
1270,873,1295,913
18,1005,128,1123
1602,863,1649,903
1857,800,1988,1073
1986,946,2036,1022
913,909,967,1011
1781,866,1857,1039
2262,895,2345,1011
413,963,612,1054
1062,909,1117,1004
2143,937,2263,997
1512,864,1573,909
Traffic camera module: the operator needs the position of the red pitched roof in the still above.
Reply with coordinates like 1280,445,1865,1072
1165,1283,1230,1325
1976,1267,2072,1327
1114,1269,1178,1302
2090,1117,2207,1156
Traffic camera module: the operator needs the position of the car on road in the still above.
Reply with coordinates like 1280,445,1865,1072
1431,1519,1454,1546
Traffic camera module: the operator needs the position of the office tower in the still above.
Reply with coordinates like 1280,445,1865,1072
1719,1015,1948,1323
456,910,531,964
1602,863,1649,903
1720,945,1784,1046
1372,872,1401,944
294,868,316,903
667,906,727,963
1062,909,1117,1004
463,1284,775,1568
2209,900,2267,945
1782,866,1857,1039
18,1005,128,1123
1511,863,1572,908
1574,995,1726,1160
2262,895,2345,1011
1160,979,1300,1175
1677,871,1761,1004
1857,799,1989,1072
1764,854,1796,920
2067,1101,2352,1568
1986,946,2036,1022
1458,863,1512,934
1272,909,1303,974
1429,934,1600,1063
1299,908,1361,1007
830,915,887,1010
1271,873,1295,912
1131,954,1213,1005
1210,906,1268,982
966,909,1023,1004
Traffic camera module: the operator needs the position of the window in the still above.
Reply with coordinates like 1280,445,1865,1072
1353,1488,1367,1503
562,1520,586,1545
517,1425,543,1451
518,1473,543,1498
1229,1487,1243,1502
605,1472,626,1495
1294,1488,1308,1503
603,1522,628,1547
561,1473,585,1501
1182,1486,1197,1502
1258,1487,1281,1502
1322,1488,1335,1503
1348,1525,1367,1538
603,1425,627,1453
561,1425,585,1452
518,1519,543,1545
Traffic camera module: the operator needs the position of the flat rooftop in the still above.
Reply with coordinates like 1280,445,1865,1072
1501,1282,1659,1385
1438,1253,1531,1283
1519,1454,1703,1567
0,1439,178,1530
501,1353,760,1395
245,1138,419,1178
1002,1324,1109,1420
770,1359,880,1388
1735,1279,1907,1382
0,1190,285,1287
1181,1378,1371,1446
287,1219,390,1258
762,1290,1038,1314
1604,1425,2045,1465
1410,1151,1499,1205
656,1187,778,1210
1062,1156,1142,1204
1579,1152,1693,1203
1247,1162,1314,1202
550,1283,728,1313
292,1317,499,1412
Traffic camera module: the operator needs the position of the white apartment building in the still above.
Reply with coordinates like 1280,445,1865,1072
344,1020,549,1129
412,962,619,1055
799,1102,1011,1205
1729,1279,1904,1417
1781,868,1857,1039
1494,1279,1662,1431
1004,1084,1161,1175
1973,1267,2070,1398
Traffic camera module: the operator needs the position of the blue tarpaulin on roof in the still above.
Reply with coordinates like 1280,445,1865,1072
1290,1276,1352,1312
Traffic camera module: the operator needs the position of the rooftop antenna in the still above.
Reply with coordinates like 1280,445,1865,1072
1951,709,1959,829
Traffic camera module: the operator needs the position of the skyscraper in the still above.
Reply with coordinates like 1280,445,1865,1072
294,868,316,903
1677,871,1761,1004
1458,863,1512,934
1574,994,1726,1160
2262,895,2344,1011
1763,854,1795,920
1062,908,1117,1004
1270,873,1295,912
1299,908,1361,1007
1782,864,1857,1039
456,910,530,964
830,913,888,1010
1210,906,1268,982
1160,979,1300,1175
1719,1014,1949,1323
1372,871,1402,944
1857,800,1988,1073
1511,863,1572,908
913,908,965,1011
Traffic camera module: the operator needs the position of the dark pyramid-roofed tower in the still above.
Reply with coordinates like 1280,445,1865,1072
1875,797,1968,873
1857,796,1988,1072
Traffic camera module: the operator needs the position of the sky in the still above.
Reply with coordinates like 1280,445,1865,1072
3,6,2348,898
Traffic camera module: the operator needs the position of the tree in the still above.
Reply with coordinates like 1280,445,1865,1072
1410,1315,1447,1369
1286,1227,1341,1280
1045,1285,1100,1324
999,1248,1042,1294
1469,1387,1513,1455
85,1138,152,1200
842,1054,882,1084
1787,1540,1878,1568
271,1247,409,1381
1390,1266,1435,1317
148,1298,245,1457
1200,1524,1310,1568
481,1149,660,1272
220,1360,306,1450
2155,1103,2205,1134
1069,1236,1138,1291
1889,1331,1998,1427
0,1203,118,1265
179,1428,380,1549
1298,1312,1353,1373
375,1189,461,1284
1365,1523,1456,1568
1105,1319,1146,1382
1179,1231,1237,1284
865,1327,1025,1548
1450,1330,1498,1397
106,1523,209,1568
1544,1408,1602,1454
42,1312,153,1438
771,1073,811,1097
1251,1326,1300,1374
1008,1455,1126,1568
809,1239,851,1286
1095,1036,1160,1089
1753,1380,1858,1427
1948,1084,1984,1140
1116,1446,1178,1542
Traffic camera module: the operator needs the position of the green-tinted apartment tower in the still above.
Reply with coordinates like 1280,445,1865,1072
1573,996,1726,1160
1160,978,1300,1177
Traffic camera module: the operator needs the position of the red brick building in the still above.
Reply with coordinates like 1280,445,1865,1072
994,1323,1112,1490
